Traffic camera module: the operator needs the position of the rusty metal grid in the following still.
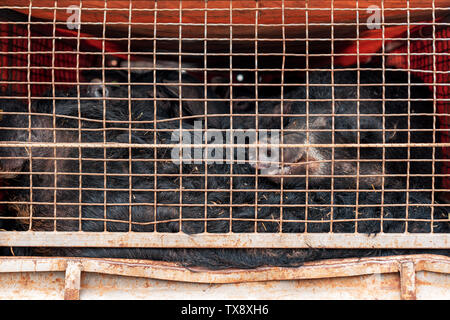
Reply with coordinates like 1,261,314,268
0,1,448,250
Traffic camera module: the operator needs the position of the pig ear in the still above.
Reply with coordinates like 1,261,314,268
180,85,203,99
0,147,27,179
311,116,329,129
270,101,292,114
335,161,357,176
386,121,399,141
280,102,292,114
161,79,180,97
209,76,229,98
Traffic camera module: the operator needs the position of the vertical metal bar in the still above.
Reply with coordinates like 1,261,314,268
400,260,416,300
127,0,133,232
254,0,259,233
380,0,386,233
355,0,361,233
178,0,183,233
304,0,310,232
229,0,233,233
64,260,82,300
280,0,286,234
330,0,335,233
153,0,158,232
204,0,208,233
102,0,107,232
26,0,33,231
431,0,437,232
76,0,83,232
51,0,57,232
406,0,411,233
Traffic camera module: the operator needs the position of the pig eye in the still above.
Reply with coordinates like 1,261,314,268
236,73,244,82
93,85,109,98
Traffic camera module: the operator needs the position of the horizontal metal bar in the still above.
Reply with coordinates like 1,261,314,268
0,232,448,249
0,202,448,210
3,37,450,43
2,6,449,11
0,157,446,164
0,254,448,285
1,186,448,193
1,142,449,148
2,66,450,74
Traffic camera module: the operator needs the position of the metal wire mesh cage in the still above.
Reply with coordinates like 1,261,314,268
0,0,448,270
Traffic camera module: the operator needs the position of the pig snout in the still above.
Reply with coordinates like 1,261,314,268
86,78,110,98
249,131,314,183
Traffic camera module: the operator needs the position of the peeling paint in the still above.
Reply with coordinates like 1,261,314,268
0,255,447,299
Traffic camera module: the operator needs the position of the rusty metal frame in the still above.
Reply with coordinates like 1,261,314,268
0,254,448,300
0,232,448,249
0,1,448,253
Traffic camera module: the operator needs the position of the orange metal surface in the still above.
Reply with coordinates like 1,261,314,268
6,1,449,29
4,0,449,53
0,254,448,299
